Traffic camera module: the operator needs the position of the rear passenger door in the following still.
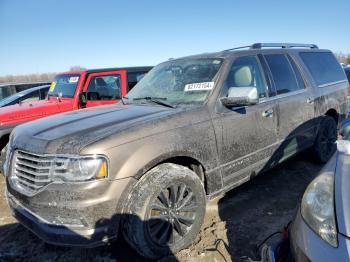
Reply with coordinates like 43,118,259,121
264,53,315,162
83,70,127,108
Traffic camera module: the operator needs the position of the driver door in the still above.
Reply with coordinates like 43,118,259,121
212,55,278,187
83,70,127,108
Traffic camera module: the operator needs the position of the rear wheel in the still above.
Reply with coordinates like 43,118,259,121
123,163,206,259
312,116,337,163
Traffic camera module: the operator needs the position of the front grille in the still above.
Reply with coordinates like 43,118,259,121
11,150,54,195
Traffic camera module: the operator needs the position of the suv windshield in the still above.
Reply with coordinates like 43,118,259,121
126,58,223,105
48,74,80,98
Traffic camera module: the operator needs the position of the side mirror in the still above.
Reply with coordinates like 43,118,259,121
79,92,87,107
221,87,259,108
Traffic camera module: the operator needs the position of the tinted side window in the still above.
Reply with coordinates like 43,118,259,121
127,72,147,91
20,90,40,103
265,54,302,95
226,56,267,98
40,87,49,99
87,75,121,100
288,56,305,89
300,52,346,86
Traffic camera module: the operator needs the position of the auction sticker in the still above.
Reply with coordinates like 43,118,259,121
49,82,56,92
184,82,214,92
69,76,79,83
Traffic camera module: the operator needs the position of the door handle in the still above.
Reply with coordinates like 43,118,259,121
306,98,314,104
262,109,274,118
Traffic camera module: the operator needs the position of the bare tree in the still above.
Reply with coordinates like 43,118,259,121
335,53,350,65
0,73,56,84
69,65,87,72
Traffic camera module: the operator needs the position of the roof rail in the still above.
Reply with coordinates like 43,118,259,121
222,45,252,52
251,43,318,49
223,43,319,52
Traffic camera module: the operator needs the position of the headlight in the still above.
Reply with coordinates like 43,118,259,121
50,155,108,182
301,170,337,247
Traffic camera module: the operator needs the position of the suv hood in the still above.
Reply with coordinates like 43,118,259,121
334,151,350,238
12,104,176,154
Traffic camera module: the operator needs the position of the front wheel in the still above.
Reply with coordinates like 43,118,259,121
312,116,337,163
123,163,206,259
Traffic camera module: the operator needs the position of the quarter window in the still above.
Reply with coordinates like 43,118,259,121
300,52,346,87
226,56,267,99
265,54,303,95
87,75,121,101
127,72,147,91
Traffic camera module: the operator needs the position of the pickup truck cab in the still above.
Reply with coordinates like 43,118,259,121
0,67,152,156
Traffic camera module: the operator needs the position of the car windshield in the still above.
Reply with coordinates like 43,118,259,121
0,93,23,106
126,58,223,105
48,74,80,98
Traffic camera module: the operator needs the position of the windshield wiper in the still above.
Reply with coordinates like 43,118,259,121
132,96,176,108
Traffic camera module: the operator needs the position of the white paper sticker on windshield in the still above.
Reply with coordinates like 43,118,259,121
184,82,214,92
69,76,79,83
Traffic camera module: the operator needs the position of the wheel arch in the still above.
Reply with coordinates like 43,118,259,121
134,153,208,194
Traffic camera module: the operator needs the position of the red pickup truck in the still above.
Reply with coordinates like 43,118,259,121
0,66,152,155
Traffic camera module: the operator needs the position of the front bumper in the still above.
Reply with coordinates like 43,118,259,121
6,176,136,248
290,209,350,261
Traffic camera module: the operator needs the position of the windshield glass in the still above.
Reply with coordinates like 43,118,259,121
48,74,80,98
0,93,23,106
126,58,223,105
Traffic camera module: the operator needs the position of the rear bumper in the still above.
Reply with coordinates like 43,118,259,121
290,209,350,261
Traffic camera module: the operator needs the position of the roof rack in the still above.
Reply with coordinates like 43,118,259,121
223,43,318,52
251,43,318,49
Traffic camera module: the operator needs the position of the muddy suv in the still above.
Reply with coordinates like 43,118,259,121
4,43,348,258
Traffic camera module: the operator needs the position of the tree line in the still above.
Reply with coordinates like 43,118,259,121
0,66,86,84
1,54,349,84
336,53,350,65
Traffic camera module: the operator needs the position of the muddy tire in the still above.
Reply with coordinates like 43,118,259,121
312,116,337,163
123,163,206,259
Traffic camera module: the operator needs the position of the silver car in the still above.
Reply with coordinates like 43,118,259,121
290,138,350,261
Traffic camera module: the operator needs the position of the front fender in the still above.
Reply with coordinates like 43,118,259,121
85,118,219,181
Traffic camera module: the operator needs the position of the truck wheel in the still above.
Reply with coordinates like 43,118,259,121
312,116,337,163
123,163,206,259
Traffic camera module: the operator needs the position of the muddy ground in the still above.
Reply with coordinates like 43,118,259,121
0,152,322,262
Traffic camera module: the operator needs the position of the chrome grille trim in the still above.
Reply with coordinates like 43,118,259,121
11,150,54,196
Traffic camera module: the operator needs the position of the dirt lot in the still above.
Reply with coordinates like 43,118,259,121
0,152,322,262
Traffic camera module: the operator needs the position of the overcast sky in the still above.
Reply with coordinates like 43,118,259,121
1,0,349,76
